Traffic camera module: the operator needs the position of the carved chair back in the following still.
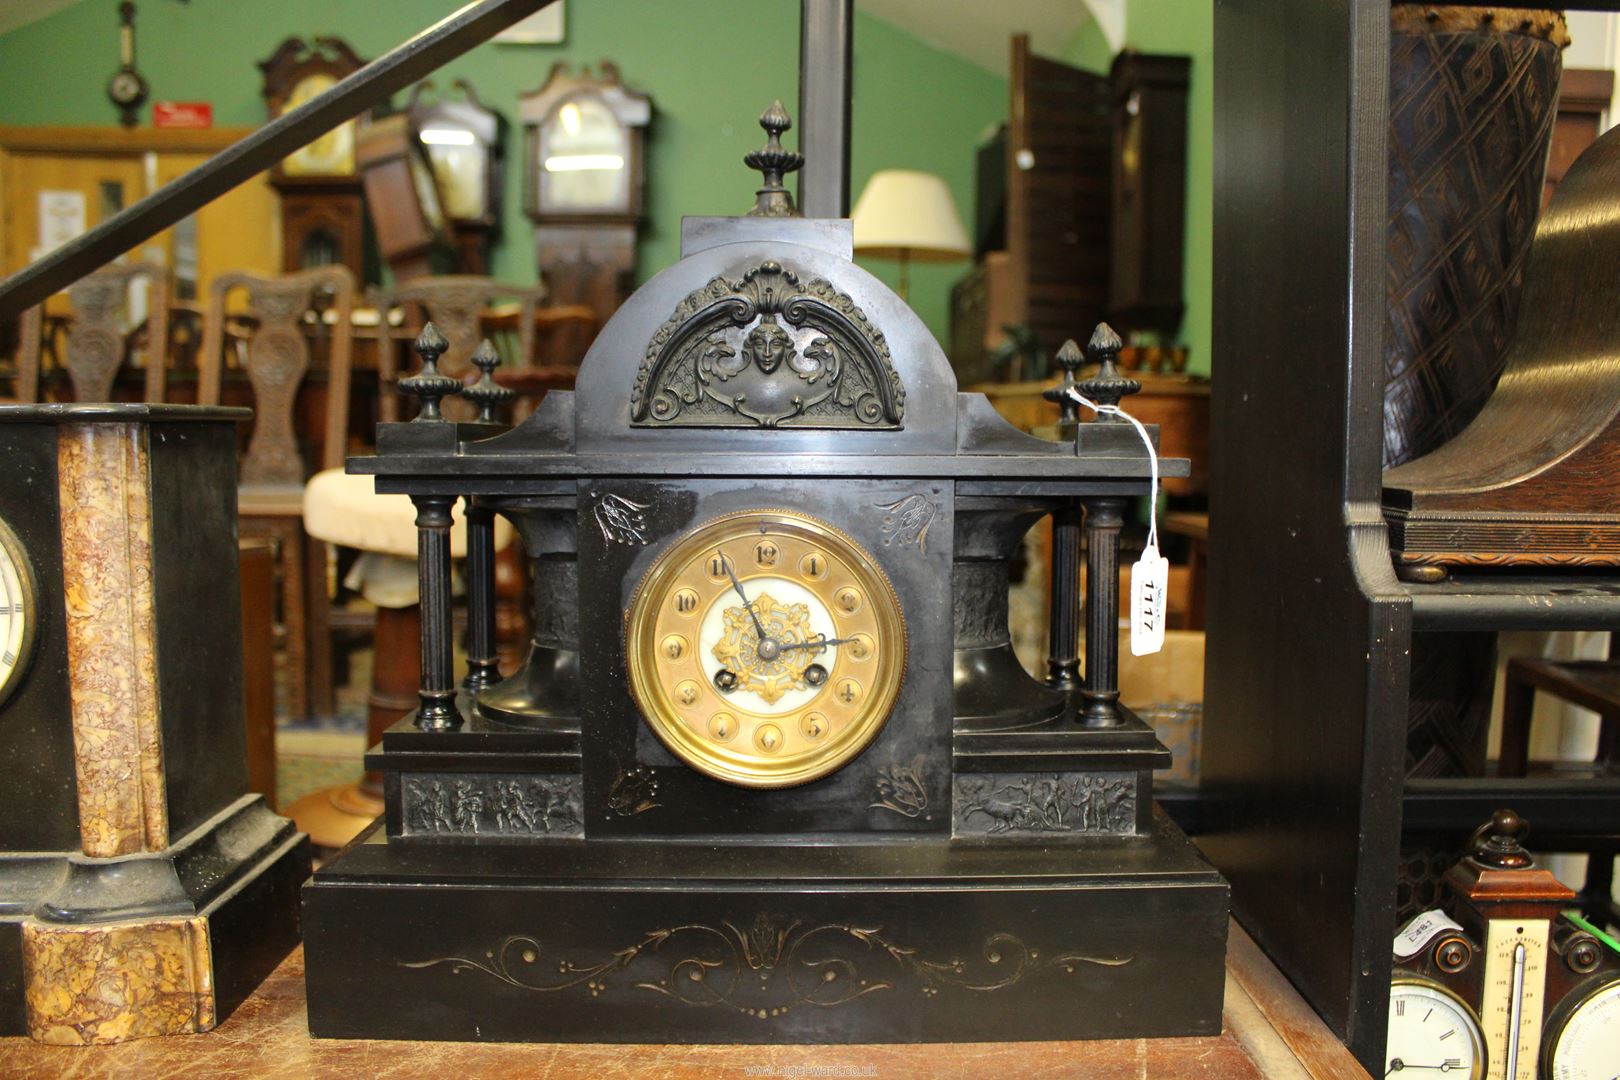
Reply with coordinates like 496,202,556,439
3,314,41,403
377,275,544,422
15,261,171,403
199,266,355,488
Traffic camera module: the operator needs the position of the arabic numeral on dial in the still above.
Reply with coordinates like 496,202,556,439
707,553,728,579
674,588,700,615
754,541,778,567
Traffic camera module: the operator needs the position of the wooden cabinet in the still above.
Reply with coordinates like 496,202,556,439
0,126,278,302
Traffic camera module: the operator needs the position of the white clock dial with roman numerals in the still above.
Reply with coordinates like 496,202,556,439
0,518,37,706
1387,979,1486,1079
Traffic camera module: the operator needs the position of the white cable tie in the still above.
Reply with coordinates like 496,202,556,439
1063,388,1159,551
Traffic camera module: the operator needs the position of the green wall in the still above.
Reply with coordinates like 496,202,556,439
0,0,1005,343
1064,2,1212,377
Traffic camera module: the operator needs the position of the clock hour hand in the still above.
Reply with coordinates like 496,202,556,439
720,555,769,642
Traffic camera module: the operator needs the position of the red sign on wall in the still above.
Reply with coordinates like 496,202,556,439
152,102,213,130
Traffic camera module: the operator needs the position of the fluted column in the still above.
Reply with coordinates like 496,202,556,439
1045,501,1084,693
1081,496,1126,727
412,494,460,731
462,501,501,693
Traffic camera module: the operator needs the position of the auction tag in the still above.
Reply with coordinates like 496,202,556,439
1129,545,1168,656
1393,909,1465,959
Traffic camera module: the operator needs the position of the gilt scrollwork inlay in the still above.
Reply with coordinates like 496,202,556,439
870,756,931,820
594,493,651,546
630,261,904,430
606,764,660,817
874,495,935,556
401,915,1132,1014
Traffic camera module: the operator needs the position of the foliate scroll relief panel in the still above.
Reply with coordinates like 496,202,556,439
400,914,1133,1016
402,773,583,839
630,261,905,430
952,773,1138,838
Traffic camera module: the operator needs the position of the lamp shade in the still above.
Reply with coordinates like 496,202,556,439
851,169,972,263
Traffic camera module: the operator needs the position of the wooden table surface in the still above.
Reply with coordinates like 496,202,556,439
0,923,1368,1079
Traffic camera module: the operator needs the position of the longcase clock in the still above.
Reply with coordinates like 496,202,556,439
260,36,370,280
356,104,452,282
520,61,651,360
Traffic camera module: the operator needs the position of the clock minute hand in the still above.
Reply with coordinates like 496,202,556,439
721,556,769,641
780,636,860,652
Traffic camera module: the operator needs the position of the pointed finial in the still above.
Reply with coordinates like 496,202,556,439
1043,338,1086,424
459,338,516,424
398,320,461,422
1089,321,1124,358
1075,321,1140,422
744,100,803,218
416,321,449,359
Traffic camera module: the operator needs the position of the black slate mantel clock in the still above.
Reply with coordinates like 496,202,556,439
301,105,1229,1045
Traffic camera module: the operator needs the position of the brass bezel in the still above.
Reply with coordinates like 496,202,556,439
1542,973,1620,1079
0,516,40,709
1387,976,1486,1080
625,509,907,789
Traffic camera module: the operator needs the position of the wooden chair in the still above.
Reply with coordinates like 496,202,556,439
376,276,544,423
15,261,171,403
377,277,597,422
199,266,355,722
1,316,40,403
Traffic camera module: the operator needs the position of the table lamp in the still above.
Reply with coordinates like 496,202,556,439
851,169,971,301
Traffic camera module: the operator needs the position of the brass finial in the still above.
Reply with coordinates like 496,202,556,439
744,100,803,218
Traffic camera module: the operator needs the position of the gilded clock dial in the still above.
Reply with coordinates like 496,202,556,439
0,518,38,707
282,73,356,176
625,509,905,788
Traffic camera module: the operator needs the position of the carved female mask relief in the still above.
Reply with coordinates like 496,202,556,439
743,319,794,375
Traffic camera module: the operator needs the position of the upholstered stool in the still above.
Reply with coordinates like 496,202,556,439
288,468,514,848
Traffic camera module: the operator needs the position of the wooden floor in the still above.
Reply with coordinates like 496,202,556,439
0,924,1369,1079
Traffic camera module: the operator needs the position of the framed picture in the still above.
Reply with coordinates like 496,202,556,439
495,5,566,45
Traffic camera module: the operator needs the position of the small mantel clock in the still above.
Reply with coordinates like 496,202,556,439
302,102,1229,1046
260,36,370,280
1389,811,1620,1079
519,61,651,352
